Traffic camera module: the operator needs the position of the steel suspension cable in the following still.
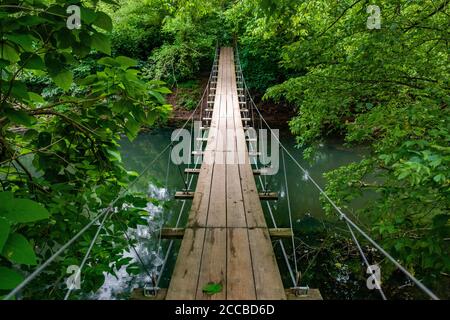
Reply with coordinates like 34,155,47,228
234,43,438,300
234,47,298,287
242,64,439,301
155,47,219,287
63,210,112,300
246,125,297,287
4,77,209,301
346,222,387,300
281,149,299,284
157,145,173,258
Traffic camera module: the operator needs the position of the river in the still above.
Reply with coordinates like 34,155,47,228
93,127,368,299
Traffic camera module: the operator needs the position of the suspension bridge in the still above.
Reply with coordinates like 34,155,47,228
166,47,289,300
3,47,439,301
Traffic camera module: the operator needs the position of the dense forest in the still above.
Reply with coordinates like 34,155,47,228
0,0,448,300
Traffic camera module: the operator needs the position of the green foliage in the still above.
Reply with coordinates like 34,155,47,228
0,0,171,298
225,1,291,93
0,266,24,290
173,80,202,110
105,0,224,86
202,282,223,295
142,0,224,85
255,0,449,294
104,0,169,59
0,192,50,288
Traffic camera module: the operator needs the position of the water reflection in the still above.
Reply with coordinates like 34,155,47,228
93,167,179,299
94,128,366,299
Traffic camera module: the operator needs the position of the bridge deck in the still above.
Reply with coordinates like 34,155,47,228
166,47,286,300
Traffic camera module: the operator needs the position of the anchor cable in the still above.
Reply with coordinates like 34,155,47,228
235,44,439,300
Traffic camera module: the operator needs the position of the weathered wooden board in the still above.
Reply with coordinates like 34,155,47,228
166,228,206,300
227,228,257,299
248,228,286,299
196,228,227,300
167,47,286,300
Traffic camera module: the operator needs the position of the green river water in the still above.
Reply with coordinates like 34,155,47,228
93,128,369,299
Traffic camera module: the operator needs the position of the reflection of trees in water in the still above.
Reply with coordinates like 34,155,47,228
92,183,168,299
260,138,365,229
98,130,365,299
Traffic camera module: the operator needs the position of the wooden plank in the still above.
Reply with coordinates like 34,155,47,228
196,228,227,299
239,163,267,228
225,60,247,227
248,228,286,299
227,228,256,299
161,227,293,240
185,168,201,174
204,48,227,228
175,191,194,199
186,164,213,227
268,228,293,239
168,47,287,301
226,163,246,227
166,228,206,299
258,192,279,201
285,288,323,300
130,288,167,300
161,228,184,239
206,164,226,227
184,169,265,176
185,168,266,176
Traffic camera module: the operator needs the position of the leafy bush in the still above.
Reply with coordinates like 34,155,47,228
257,0,450,293
104,0,169,59
0,0,171,298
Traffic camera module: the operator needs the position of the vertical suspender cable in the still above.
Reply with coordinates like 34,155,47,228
281,149,299,285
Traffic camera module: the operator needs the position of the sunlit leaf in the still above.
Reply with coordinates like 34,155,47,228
1,233,37,265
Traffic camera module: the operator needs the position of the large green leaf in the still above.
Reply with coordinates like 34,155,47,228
80,7,97,24
91,33,111,55
0,267,24,290
21,53,45,70
26,92,45,105
1,233,37,265
0,191,14,203
115,56,138,69
0,217,11,252
149,90,165,104
124,116,140,140
4,109,36,127
93,12,113,32
50,70,73,91
112,99,131,114
0,197,50,223
202,282,223,295
11,81,30,101
106,148,122,162
0,42,19,62
6,34,35,52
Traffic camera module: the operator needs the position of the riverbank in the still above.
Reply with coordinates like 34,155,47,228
166,74,296,127
168,101,295,127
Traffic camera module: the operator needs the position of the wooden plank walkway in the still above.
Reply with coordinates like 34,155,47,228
166,47,286,300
